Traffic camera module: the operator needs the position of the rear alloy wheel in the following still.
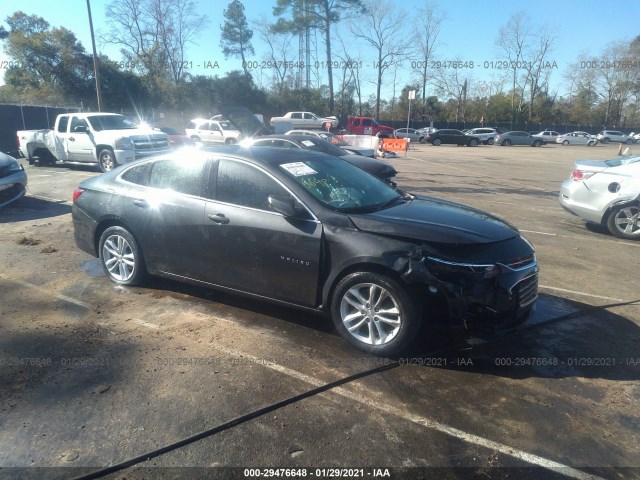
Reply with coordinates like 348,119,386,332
98,148,116,173
533,140,542,147
432,138,442,146
487,137,494,145
99,226,146,285
331,272,420,356
606,205,640,240
469,139,478,147
502,139,511,146
562,140,570,146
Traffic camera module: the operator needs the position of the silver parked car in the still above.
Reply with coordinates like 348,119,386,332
560,155,640,239
556,132,599,146
0,152,28,207
495,131,545,147
596,130,632,144
393,128,426,144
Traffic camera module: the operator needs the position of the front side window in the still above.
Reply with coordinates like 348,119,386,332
149,159,204,196
216,159,288,210
70,117,89,132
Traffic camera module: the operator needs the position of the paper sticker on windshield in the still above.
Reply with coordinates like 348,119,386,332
281,162,317,176
301,140,315,147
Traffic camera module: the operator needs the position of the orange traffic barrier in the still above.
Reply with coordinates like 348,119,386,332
381,138,408,152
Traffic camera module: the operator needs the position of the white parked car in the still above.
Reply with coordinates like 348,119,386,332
556,132,599,146
270,111,339,129
284,130,375,157
466,128,498,145
560,155,640,239
185,118,241,144
536,130,561,143
596,130,632,144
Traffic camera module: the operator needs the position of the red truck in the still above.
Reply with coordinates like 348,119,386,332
345,116,395,136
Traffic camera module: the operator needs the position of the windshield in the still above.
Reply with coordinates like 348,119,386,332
296,138,348,156
318,132,348,146
278,157,401,212
87,115,137,131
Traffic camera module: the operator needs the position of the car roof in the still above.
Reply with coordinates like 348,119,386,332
199,144,339,167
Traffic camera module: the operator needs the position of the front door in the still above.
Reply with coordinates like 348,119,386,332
201,158,322,307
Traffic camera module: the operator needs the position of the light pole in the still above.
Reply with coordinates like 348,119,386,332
86,0,102,111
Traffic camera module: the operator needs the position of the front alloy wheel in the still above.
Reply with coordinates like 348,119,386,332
99,149,116,173
99,226,146,285
607,205,640,239
331,273,420,355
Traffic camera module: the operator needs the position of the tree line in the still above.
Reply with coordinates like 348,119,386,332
1,1,639,129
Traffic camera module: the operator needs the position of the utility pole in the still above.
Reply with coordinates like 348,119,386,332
86,0,102,111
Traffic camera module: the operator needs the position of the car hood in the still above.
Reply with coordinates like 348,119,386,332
348,196,519,244
342,155,396,179
215,104,270,137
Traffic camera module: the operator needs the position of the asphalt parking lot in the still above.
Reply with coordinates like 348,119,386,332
1,142,639,480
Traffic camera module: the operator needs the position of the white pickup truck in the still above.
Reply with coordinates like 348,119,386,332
17,112,171,172
269,111,338,130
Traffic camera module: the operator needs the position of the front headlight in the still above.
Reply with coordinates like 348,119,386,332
115,137,134,150
425,257,500,279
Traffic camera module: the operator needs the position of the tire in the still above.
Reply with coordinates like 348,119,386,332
533,140,542,147
28,157,35,166
330,272,421,356
502,139,511,146
602,137,610,144
588,141,596,147
606,205,640,240
469,139,478,147
487,137,494,145
98,226,147,285
562,140,569,146
98,148,117,173
419,137,426,144
432,138,442,146
625,139,633,144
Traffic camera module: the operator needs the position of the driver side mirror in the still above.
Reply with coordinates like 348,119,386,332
268,194,304,218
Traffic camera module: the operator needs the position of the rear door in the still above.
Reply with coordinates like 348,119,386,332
122,158,208,277
201,158,322,306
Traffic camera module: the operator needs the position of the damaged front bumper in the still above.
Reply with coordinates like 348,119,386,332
402,250,539,336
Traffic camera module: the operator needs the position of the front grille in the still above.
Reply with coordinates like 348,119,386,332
133,137,169,151
515,274,538,308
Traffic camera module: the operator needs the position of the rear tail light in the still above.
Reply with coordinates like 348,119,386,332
72,188,84,203
570,169,595,181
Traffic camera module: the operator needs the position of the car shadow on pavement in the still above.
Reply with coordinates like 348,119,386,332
130,277,640,381
0,195,71,223
404,293,640,381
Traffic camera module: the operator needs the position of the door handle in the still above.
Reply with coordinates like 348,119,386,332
133,199,149,208
207,213,229,224
69,137,75,141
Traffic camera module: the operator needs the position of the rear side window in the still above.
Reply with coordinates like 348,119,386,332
149,159,204,196
121,162,152,186
57,117,69,133
216,159,288,210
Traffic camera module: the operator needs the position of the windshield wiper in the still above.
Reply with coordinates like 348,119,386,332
373,195,407,211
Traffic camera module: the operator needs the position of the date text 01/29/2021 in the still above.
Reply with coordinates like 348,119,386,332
243,468,391,477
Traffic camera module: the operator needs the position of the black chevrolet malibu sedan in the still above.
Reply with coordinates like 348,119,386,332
72,146,538,356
